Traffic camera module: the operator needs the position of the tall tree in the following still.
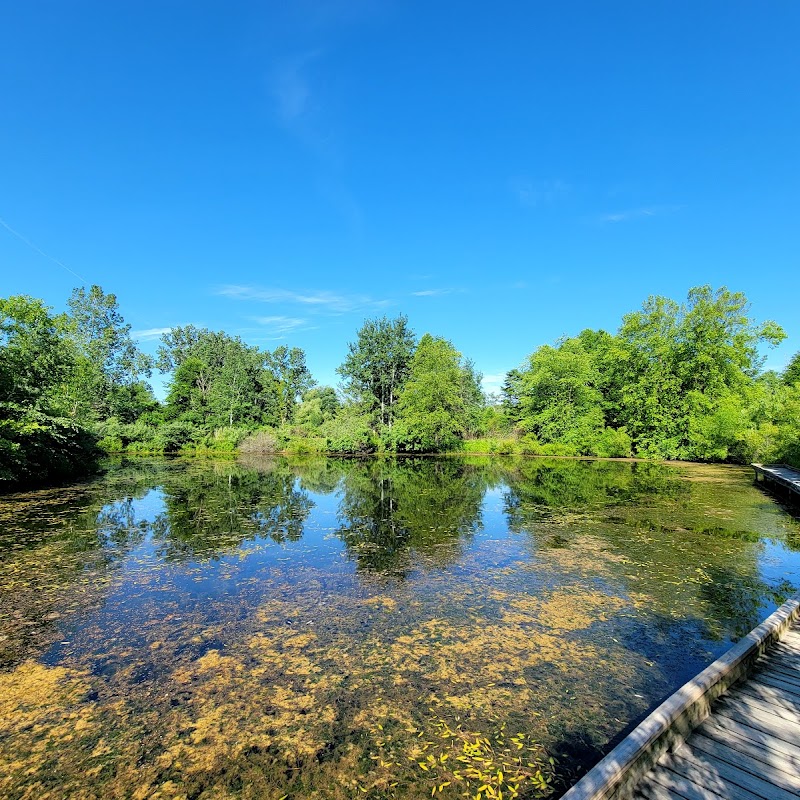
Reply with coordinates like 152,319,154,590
337,315,416,428
267,346,315,425
515,338,607,451
392,334,466,452
0,296,97,484
783,351,800,386
616,286,785,458
64,285,153,418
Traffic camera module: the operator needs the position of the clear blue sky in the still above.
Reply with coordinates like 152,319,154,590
2,1,798,398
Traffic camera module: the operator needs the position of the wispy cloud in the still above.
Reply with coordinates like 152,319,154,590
253,315,311,333
510,178,570,209
132,327,172,341
272,51,320,128
218,285,389,314
596,205,682,224
411,288,464,298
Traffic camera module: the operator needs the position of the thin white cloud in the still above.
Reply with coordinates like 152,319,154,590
272,52,320,126
411,288,466,297
253,315,310,333
217,285,389,314
132,327,172,340
596,205,682,224
510,178,570,209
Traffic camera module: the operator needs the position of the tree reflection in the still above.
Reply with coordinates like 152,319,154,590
152,463,314,561
335,458,490,576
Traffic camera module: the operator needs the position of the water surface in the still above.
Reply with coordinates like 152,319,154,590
1,456,799,800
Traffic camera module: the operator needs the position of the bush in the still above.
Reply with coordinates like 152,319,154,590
154,419,198,454
0,413,100,487
199,427,249,453
462,438,517,455
239,429,280,455
285,437,326,455
593,427,633,458
322,410,375,454
97,435,124,453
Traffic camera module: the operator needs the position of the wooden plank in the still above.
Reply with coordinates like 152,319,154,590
689,733,800,794
763,653,800,675
776,631,800,655
751,672,800,700
759,652,800,680
712,701,800,747
770,645,800,664
756,659,800,682
676,741,799,800
635,775,691,800
760,659,800,681
736,683,800,718
648,765,729,800
699,713,800,764
662,753,764,800
697,717,800,776
716,692,800,730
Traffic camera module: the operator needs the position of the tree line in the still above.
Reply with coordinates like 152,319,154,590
1,284,798,486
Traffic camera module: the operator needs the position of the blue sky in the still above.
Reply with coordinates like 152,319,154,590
1,1,798,398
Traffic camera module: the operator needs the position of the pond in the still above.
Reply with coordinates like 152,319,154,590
1,456,799,800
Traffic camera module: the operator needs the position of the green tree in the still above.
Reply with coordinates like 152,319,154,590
63,285,153,419
391,334,467,452
783,351,800,386
0,295,98,484
337,315,416,429
159,327,302,431
616,286,785,459
515,338,607,454
267,345,315,425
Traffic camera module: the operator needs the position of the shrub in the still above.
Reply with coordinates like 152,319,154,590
239,429,280,455
285,437,325,455
593,427,633,458
323,411,375,454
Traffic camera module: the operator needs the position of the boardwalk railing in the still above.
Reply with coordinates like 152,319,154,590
752,463,800,501
558,595,800,800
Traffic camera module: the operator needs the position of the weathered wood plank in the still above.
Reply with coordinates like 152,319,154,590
736,683,800,717
762,653,800,675
715,693,800,731
636,776,691,800
772,638,800,657
751,672,800,699
755,659,800,683
688,733,800,793
699,713,800,764
662,753,764,800
697,717,800,776
745,671,800,698
713,701,800,747
676,741,799,800
647,766,729,800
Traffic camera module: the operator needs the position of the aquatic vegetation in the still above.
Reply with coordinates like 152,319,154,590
0,457,798,799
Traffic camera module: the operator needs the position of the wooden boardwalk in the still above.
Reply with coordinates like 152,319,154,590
559,598,800,800
634,619,800,800
752,463,800,502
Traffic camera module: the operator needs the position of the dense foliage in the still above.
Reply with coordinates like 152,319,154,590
1,283,798,487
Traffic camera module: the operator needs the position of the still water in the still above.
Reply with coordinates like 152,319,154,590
1,456,799,800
